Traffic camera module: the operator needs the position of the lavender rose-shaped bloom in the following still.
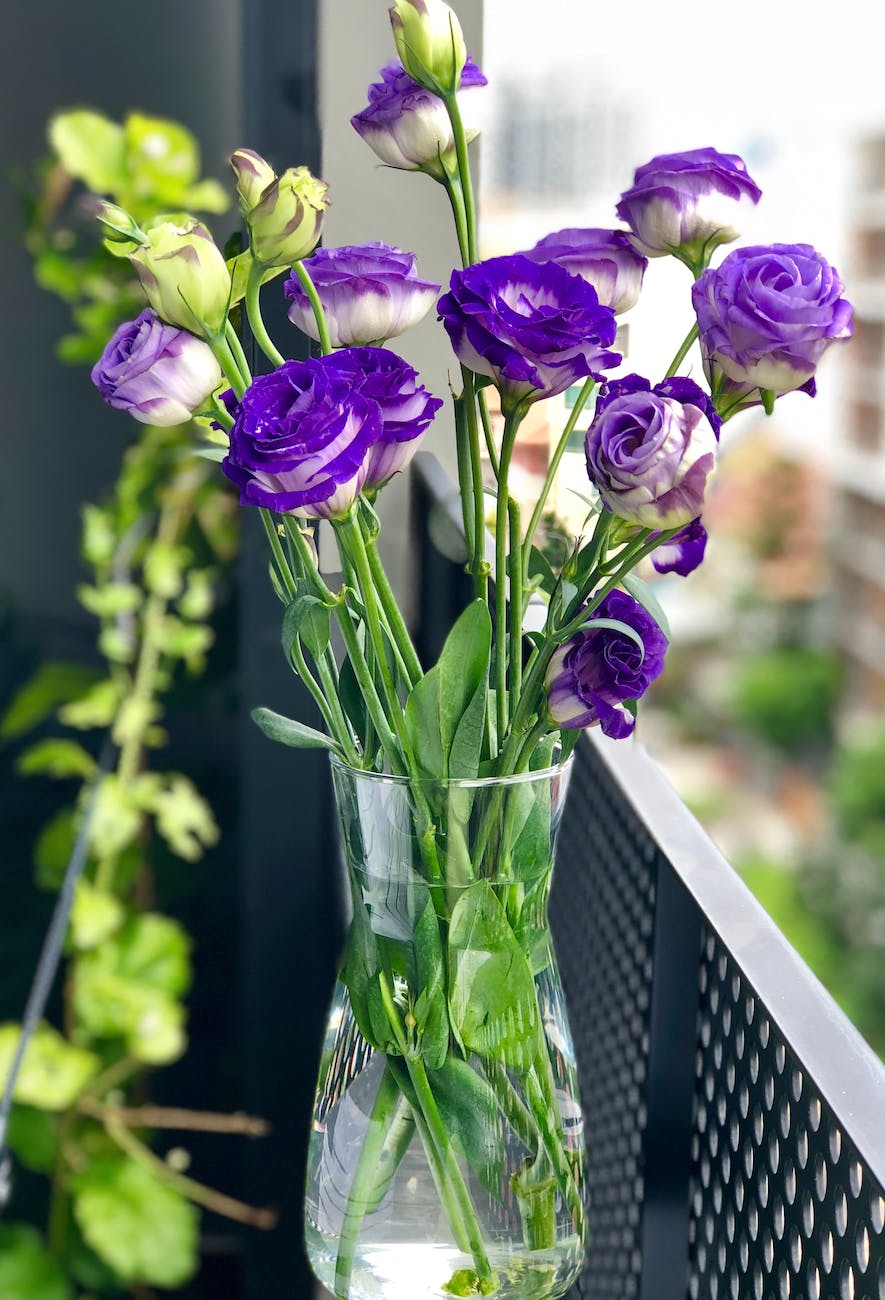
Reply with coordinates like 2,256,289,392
331,346,443,487
351,58,487,175
585,375,720,529
522,228,647,314
438,255,620,408
285,242,440,348
221,356,381,519
545,589,668,739
91,309,222,427
616,148,762,260
691,243,854,394
651,517,708,577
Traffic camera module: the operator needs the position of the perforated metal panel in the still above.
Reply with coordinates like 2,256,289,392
688,927,885,1300
550,741,658,1300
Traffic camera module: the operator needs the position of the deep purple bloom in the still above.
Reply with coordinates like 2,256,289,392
585,375,719,529
91,309,221,427
692,243,854,394
522,228,647,314
651,517,708,577
616,148,762,259
221,356,381,519
285,242,440,347
331,346,443,487
438,255,620,407
545,589,668,739
351,58,487,174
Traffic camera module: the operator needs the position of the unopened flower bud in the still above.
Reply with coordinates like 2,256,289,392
389,0,467,95
129,220,231,337
229,148,276,214
91,200,148,247
246,166,329,268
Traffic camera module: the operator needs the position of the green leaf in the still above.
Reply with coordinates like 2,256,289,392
73,914,191,1064
71,1156,199,1288
251,707,338,753
70,881,125,951
411,899,449,1069
527,546,558,597
80,504,116,567
131,772,218,861
0,1022,98,1110
34,806,78,890
123,112,200,201
282,588,331,660
5,1106,58,1173
49,109,126,192
0,1224,71,1300
405,601,491,780
88,775,141,858
180,178,230,213
428,1058,503,1198
0,663,100,740
16,739,97,780
338,655,366,739
341,879,398,1054
621,572,672,641
144,542,191,600
77,583,142,619
58,679,120,731
448,881,539,1072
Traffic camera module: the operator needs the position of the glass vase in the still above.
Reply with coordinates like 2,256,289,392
305,756,586,1300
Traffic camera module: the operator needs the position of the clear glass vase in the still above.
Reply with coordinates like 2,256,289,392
305,756,586,1300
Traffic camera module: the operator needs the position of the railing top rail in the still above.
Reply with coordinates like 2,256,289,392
590,728,885,1186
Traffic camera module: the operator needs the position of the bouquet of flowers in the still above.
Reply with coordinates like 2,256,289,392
89,2,853,1296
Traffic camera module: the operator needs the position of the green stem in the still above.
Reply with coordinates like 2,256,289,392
508,496,523,708
224,319,252,389
477,391,500,478
245,263,285,367
442,171,470,267
664,323,700,378
292,260,333,355
333,1068,402,1298
444,93,478,264
525,1064,585,1237
495,414,521,744
522,380,596,583
362,513,423,687
207,333,247,400
462,368,489,606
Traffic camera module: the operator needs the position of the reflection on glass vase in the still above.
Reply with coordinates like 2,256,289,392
304,756,586,1300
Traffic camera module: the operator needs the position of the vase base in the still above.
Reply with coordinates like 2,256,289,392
306,1228,584,1299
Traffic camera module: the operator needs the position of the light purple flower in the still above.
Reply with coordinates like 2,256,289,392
545,589,668,739
692,243,854,394
585,375,719,529
91,309,222,427
221,356,381,519
616,148,762,260
351,58,487,175
331,347,443,487
522,228,647,314
437,255,620,408
651,517,708,577
285,242,440,347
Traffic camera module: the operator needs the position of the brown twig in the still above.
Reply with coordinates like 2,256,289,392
105,1118,278,1230
78,1098,271,1137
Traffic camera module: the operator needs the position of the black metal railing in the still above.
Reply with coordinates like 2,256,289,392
412,453,885,1300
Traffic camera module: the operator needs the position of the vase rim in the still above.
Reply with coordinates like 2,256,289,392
328,747,573,790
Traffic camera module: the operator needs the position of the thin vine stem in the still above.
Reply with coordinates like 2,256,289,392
522,379,596,584
292,260,333,355
245,264,285,367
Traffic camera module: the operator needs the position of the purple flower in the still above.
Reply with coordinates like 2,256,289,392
691,243,854,394
651,517,708,577
331,347,443,487
221,356,381,519
91,309,222,427
545,589,668,739
585,375,719,529
438,255,620,408
521,228,647,315
616,148,762,260
285,242,440,347
351,58,487,175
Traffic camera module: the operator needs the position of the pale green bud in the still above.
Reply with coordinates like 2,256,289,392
91,200,149,247
246,166,329,268
129,220,232,337
389,0,467,95
229,148,277,215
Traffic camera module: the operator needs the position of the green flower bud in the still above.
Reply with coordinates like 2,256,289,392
389,0,467,95
229,148,276,215
129,220,231,337
246,166,329,269
91,200,149,247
